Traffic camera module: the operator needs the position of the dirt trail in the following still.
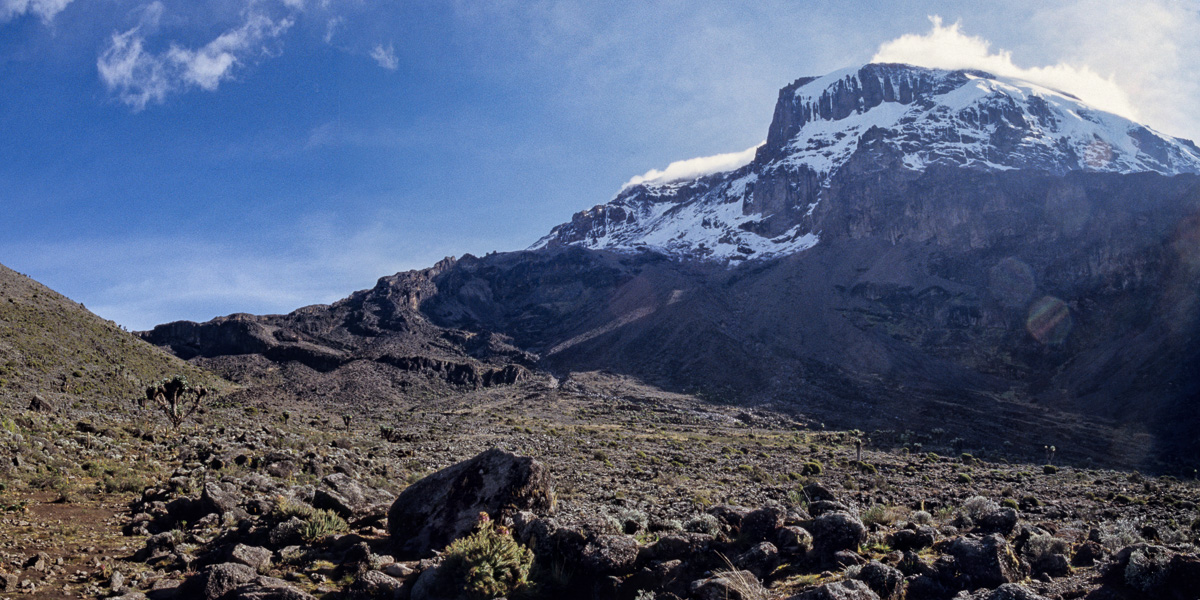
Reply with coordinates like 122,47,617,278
1,493,131,599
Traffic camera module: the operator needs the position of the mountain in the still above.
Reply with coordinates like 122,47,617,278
142,63,1200,471
534,63,1200,262
140,258,537,409
0,262,222,407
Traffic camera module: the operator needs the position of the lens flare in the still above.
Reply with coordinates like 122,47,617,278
1082,139,1114,169
988,257,1036,307
1026,296,1072,345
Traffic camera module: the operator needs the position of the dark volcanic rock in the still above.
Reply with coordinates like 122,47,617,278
387,448,554,558
943,534,1025,590
854,560,905,600
787,578,880,600
312,473,392,520
810,512,867,558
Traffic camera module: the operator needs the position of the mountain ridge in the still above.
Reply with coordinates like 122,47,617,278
534,63,1200,262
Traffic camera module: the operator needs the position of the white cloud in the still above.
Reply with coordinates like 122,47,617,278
624,142,763,188
872,16,1142,123
369,43,398,70
97,11,294,111
1027,0,1200,143
0,0,74,23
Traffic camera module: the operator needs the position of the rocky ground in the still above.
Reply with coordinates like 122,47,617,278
1,371,1198,600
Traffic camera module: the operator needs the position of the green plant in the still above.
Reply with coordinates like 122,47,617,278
273,496,317,520
861,504,905,526
956,473,972,484
440,513,534,600
301,509,347,542
1043,465,1058,475
1001,498,1019,510
802,461,823,476
143,375,208,429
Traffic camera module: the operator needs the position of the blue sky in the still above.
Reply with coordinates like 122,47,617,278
3,0,1199,329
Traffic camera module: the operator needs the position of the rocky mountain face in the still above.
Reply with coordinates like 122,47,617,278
141,258,536,407
142,64,1200,471
534,63,1200,262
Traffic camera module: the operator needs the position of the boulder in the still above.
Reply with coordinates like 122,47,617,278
27,395,55,413
312,473,392,520
643,532,713,562
200,482,242,517
943,535,1025,590
690,570,766,600
346,570,404,599
229,545,272,572
1072,541,1104,566
976,508,1018,536
854,560,905,600
810,512,867,558
951,583,1050,600
776,526,813,556
226,577,315,600
740,506,786,543
195,563,257,600
808,500,853,517
787,578,880,600
580,534,640,575
889,526,936,551
733,542,780,579
802,482,837,502
387,449,554,558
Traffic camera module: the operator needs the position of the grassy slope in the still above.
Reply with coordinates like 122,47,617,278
0,262,226,405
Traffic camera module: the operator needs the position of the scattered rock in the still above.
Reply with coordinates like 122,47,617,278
346,570,403,599
788,578,880,599
952,583,1051,600
230,545,272,573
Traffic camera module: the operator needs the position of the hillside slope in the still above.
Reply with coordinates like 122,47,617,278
0,262,222,406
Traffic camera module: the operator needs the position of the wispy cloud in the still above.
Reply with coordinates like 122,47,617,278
97,8,294,111
624,143,762,188
0,0,74,23
369,42,398,70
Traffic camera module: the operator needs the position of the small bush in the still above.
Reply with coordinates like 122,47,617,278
962,496,999,521
1001,498,1019,510
910,510,933,525
274,496,317,521
802,461,823,476
300,509,347,542
1043,465,1058,475
861,505,906,527
1025,533,1070,562
440,513,533,600
685,513,720,536
956,473,972,484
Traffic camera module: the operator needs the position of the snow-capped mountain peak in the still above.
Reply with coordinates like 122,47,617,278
534,63,1200,262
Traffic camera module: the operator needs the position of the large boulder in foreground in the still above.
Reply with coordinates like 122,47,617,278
388,449,555,558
